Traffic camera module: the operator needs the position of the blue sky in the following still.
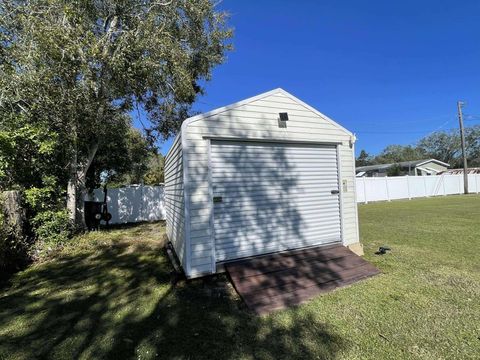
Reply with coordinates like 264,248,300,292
137,0,480,156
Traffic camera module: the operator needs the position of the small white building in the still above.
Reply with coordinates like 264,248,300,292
165,88,361,278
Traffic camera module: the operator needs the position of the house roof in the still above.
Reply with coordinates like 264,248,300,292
356,159,450,172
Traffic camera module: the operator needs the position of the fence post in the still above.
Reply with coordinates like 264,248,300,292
442,175,446,196
423,176,429,197
406,176,411,200
477,174,479,194
363,177,368,204
141,185,145,222
385,176,390,201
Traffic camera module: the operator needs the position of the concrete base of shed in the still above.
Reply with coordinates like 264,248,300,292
347,242,364,256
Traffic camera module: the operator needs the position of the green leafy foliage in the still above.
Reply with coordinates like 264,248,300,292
24,177,60,212
31,210,72,255
355,149,373,167
143,153,165,185
418,125,480,168
374,144,426,164
0,114,61,190
1,0,232,228
89,127,152,189
386,163,403,176
358,125,480,169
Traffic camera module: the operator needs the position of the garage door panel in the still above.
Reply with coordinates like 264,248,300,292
214,227,342,242
212,177,341,188
213,192,340,210
216,228,341,251
211,140,341,262
213,203,341,222
213,173,340,181
214,191,340,202
217,232,341,257
214,210,342,226
212,166,339,174
213,198,340,212
211,143,338,154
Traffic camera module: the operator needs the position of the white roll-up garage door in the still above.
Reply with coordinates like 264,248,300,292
211,140,342,262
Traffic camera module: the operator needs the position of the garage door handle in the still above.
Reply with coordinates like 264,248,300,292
330,190,340,194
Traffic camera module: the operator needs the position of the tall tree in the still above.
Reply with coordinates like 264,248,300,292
1,0,232,229
356,149,372,167
374,145,426,164
143,153,165,185
463,125,480,167
86,125,152,190
417,129,461,167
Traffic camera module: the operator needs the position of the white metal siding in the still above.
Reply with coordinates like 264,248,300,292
183,89,359,277
164,134,186,266
211,141,341,261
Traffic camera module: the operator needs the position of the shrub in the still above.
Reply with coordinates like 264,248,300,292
31,210,72,256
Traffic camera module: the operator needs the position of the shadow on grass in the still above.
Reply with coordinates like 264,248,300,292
0,235,348,360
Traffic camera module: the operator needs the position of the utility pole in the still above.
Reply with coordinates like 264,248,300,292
457,101,468,194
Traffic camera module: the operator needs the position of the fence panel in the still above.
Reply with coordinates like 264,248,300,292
386,176,409,200
356,174,480,203
85,177,480,221
88,185,165,224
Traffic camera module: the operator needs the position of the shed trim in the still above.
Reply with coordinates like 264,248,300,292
207,138,216,273
336,144,345,245
351,142,360,243
180,122,192,277
202,136,342,146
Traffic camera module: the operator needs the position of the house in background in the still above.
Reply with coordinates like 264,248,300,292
356,159,450,177
438,168,480,175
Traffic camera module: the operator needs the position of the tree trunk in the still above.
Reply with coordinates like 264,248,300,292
67,92,105,231
1,190,27,240
66,123,99,231
1,190,30,272
75,143,98,230
66,141,79,227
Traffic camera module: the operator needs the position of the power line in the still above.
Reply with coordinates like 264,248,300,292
464,114,480,121
355,119,456,135
348,114,457,127
457,101,468,194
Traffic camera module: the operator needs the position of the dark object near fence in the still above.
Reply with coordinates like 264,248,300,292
375,246,391,255
84,186,112,230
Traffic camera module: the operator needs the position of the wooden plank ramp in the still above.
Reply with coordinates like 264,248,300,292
224,244,380,315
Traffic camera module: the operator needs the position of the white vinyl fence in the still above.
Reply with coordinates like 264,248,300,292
87,185,166,224
356,174,480,203
86,176,479,225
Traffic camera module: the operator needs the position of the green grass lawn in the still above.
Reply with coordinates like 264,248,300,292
1,196,480,360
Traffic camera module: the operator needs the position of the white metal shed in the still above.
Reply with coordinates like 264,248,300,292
164,88,361,278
